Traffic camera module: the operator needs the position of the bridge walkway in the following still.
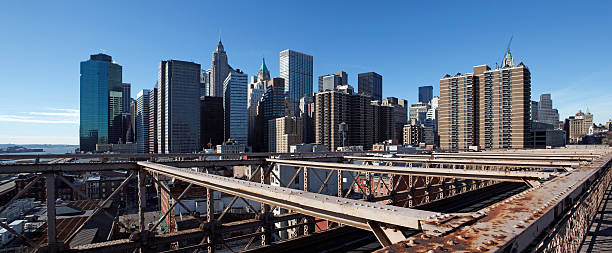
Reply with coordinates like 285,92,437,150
580,181,612,252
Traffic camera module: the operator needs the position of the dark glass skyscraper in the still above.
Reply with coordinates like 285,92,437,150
418,85,433,103
157,60,201,153
79,53,123,152
358,72,382,101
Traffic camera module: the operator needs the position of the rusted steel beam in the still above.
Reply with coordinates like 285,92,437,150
379,153,612,253
344,156,580,168
396,153,595,162
138,161,442,231
268,159,558,182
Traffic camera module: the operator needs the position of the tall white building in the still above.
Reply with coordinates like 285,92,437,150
223,69,248,146
280,49,313,116
424,96,439,146
136,89,150,153
248,58,270,148
409,102,430,126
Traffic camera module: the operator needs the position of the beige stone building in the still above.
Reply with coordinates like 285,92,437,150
567,110,593,144
439,50,531,151
268,116,302,153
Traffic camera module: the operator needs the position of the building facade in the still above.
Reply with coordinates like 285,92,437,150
157,60,201,153
200,96,224,149
280,49,313,116
314,85,373,151
136,89,150,153
403,124,423,146
79,53,123,152
318,71,347,92
208,40,233,97
299,96,316,144
418,85,433,103
381,97,408,145
409,102,430,126
358,72,382,101
439,50,531,151
536,94,559,126
248,58,270,148
268,116,302,153
254,78,287,152
566,110,594,144
371,101,395,144
223,69,248,146
148,87,158,153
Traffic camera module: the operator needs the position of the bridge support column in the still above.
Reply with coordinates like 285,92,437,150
45,173,57,253
260,165,272,246
138,169,147,232
207,187,215,253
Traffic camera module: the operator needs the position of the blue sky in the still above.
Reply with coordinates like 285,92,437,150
1,1,611,144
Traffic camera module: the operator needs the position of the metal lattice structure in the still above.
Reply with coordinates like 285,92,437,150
0,148,610,253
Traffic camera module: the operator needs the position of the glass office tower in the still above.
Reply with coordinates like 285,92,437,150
280,49,313,116
79,54,123,152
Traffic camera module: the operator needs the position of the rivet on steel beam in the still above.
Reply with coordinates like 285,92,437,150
457,235,468,240
477,246,489,251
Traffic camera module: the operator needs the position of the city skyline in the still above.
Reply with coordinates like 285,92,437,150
1,1,612,144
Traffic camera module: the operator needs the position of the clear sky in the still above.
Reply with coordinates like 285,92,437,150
1,1,611,144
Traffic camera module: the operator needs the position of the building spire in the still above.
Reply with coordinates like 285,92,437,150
259,57,269,73
257,56,270,82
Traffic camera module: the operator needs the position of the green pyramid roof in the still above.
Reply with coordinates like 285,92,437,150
259,57,269,73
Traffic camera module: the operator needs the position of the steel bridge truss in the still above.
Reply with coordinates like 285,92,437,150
0,149,608,253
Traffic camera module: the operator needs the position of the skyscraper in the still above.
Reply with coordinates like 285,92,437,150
280,49,313,116
371,101,395,144
248,58,270,148
208,40,233,97
157,60,201,153
315,85,373,151
268,116,302,153
299,96,315,144
409,102,430,126
382,97,408,145
200,71,209,97
79,53,123,152
439,49,531,151
200,96,224,149
537,94,559,126
440,72,478,151
122,83,131,114
254,78,287,152
223,69,248,146
136,89,150,153
148,87,158,153
531,100,540,121
358,72,382,101
418,85,433,103
318,71,347,92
